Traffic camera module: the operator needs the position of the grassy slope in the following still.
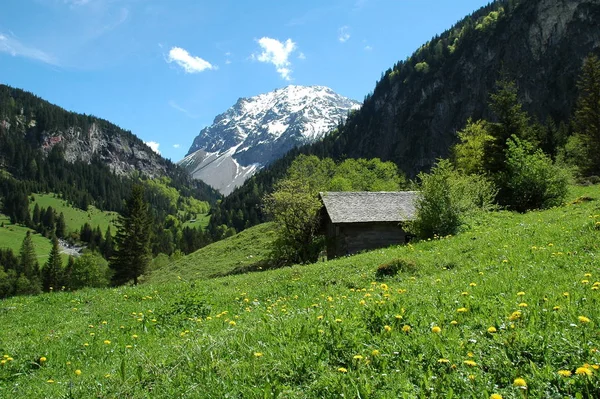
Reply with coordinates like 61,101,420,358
182,213,210,230
30,193,118,234
0,215,53,262
1,186,599,398
146,222,277,284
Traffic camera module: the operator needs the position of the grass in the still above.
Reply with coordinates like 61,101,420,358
30,193,118,235
0,215,53,262
1,185,600,398
182,213,210,230
146,222,277,284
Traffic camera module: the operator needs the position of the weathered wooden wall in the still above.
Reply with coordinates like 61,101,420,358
326,222,406,259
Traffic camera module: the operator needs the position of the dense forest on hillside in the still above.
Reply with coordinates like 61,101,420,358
208,0,600,237
0,85,221,271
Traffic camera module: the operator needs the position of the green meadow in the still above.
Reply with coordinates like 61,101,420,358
0,185,599,398
30,193,118,234
0,215,53,262
146,222,277,284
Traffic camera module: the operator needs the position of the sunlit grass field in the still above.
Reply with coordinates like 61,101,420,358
0,186,599,398
30,193,118,235
146,222,277,284
0,215,52,262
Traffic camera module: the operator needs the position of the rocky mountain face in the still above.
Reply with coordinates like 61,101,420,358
180,85,360,195
0,85,167,178
327,0,600,176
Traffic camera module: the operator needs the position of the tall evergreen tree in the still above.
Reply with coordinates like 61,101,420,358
110,185,152,285
42,235,63,292
19,231,39,279
573,54,600,176
32,203,41,227
102,226,114,260
55,212,67,239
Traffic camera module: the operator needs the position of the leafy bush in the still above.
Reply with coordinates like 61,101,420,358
375,258,417,278
502,137,570,212
409,160,496,239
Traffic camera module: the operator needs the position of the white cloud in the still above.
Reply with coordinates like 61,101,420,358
298,52,306,60
253,37,297,81
167,47,215,73
0,33,58,65
173,144,180,149
364,45,372,51
338,26,350,43
145,141,161,155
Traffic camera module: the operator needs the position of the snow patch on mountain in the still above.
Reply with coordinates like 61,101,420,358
180,85,360,195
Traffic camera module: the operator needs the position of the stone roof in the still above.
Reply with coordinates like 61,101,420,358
319,191,419,224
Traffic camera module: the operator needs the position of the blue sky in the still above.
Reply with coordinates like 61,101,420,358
1,0,491,161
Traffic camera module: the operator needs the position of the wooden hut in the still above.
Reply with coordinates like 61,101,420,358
319,191,419,259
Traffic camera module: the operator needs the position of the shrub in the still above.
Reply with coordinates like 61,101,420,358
502,137,570,212
376,258,417,278
409,160,497,239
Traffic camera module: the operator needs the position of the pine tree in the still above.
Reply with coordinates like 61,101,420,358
42,235,63,292
19,231,39,279
574,54,600,176
110,185,152,285
102,226,114,260
32,203,41,227
55,212,67,239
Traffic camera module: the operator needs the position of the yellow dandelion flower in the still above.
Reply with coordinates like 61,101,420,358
457,307,468,313
432,326,441,334
402,325,411,333
74,369,82,376
513,377,527,387
463,360,477,367
229,321,236,326
576,366,592,376
578,316,591,323
6,357,13,361
467,352,474,358
490,394,503,399
371,349,380,356
592,364,600,370
395,314,403,320
380,283,388,291
553,306,560,311
509,311,522,321
103,340,111,345
105,374,111,378
469,282,477,287
0,360,5,365
126,345,133,349
584,273,592,277
39,357,47,363
517,291,525,296
558,370,571,377
384,325,392,333
450,320,458,325
582,280,590,284
335,318,342,323
132,335,138,339
563,292,569,297
438,358,450,363
461,291,469,296
47,379,54,383
487,326,497,333
518,302,528,307
353,355,363,360
254,352,263,357
317,315,324,320
338,367,347,373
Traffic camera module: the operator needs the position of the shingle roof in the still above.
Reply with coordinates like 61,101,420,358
319,191,419,224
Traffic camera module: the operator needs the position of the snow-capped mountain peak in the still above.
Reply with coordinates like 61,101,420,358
180,85,360,195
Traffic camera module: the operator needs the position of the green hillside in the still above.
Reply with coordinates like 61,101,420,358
147,222,277,284
30,193,118,234
0,215,52,262
1,185,599,398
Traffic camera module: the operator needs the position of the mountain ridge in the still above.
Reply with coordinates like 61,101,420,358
180,85,360,195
